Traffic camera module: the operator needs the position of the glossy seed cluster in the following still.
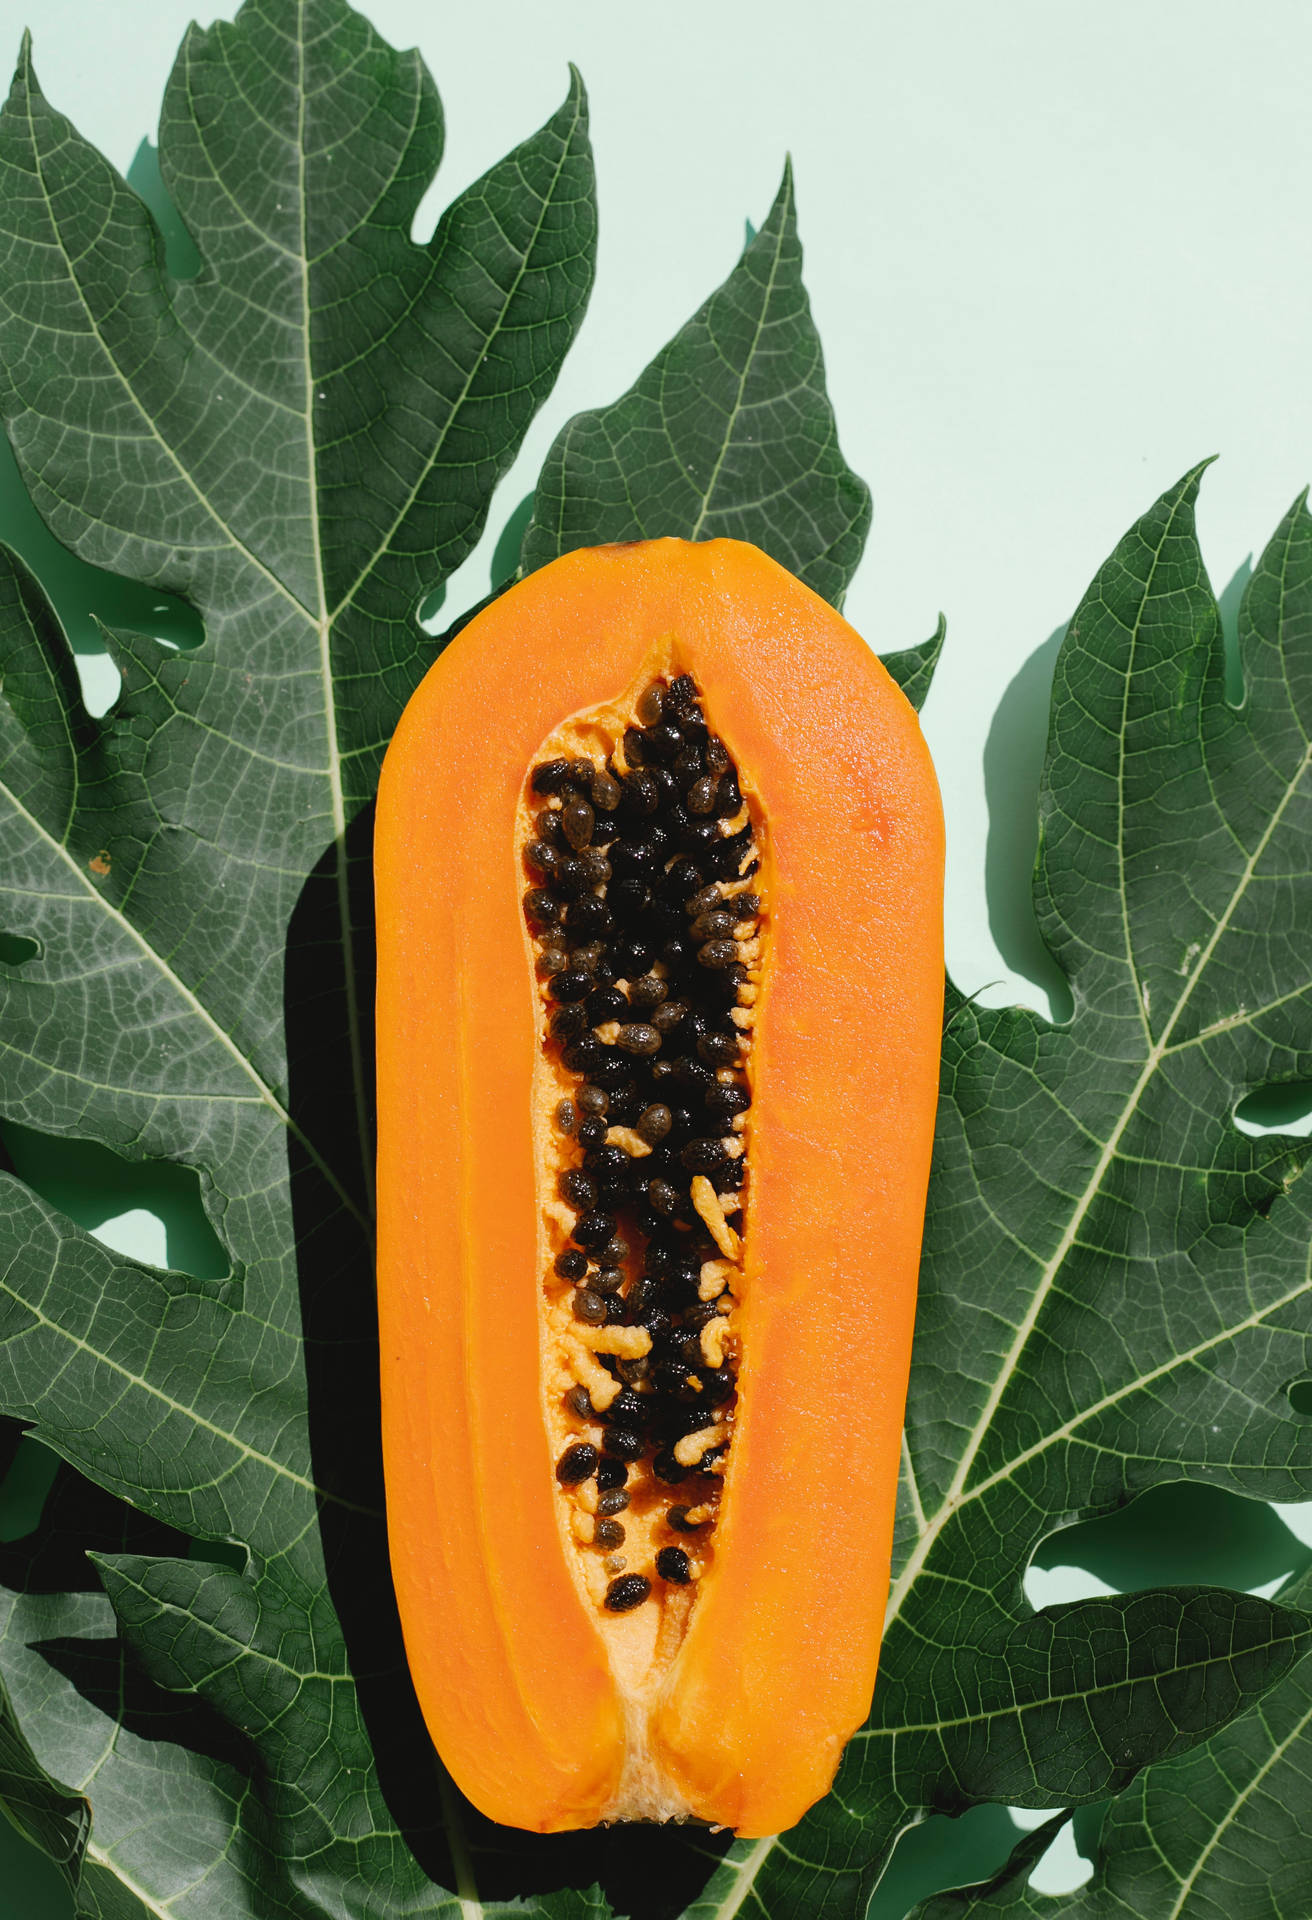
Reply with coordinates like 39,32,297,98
526,674,760,1614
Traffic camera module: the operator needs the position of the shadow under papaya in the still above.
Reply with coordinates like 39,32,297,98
283,801,451,1883
284,807,731,1915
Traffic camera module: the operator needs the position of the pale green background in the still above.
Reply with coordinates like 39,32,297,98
2,0,1312,1913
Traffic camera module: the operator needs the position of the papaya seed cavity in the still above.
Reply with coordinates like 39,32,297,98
524,672,760,1618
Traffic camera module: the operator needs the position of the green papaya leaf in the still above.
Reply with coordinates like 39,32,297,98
0,1677,88,1908
679,472,1312,1918
0,0,885,1911
884,614,946,712
521,159,872,607
913,1560,1312,1918
886,1585,1311,1807
0,0,599,1907
0,1437,245,1920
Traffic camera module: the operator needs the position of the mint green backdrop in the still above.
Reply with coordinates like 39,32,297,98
2,1,1312,1913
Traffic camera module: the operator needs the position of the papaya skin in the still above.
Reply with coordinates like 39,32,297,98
375,538,943,1836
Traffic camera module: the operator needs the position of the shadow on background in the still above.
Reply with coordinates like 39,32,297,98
981,627,1072,1023
1216,552,1252,708
1213,554,1310,1153
1236,1073,1312,1139
0,425,200,668
1030,1478,1311,1594
867,1802,1108,1916
869,1804,1020,1918
0,1812,69,1917
981,557,1256,1032
0,1123,228,1282
126,140,202,281
491,492,535,587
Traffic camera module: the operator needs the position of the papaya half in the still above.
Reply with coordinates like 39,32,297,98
375,538,943,1838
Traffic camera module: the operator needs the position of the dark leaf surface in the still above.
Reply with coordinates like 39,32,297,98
912,1563,1312,1917
0,0,887,1914
0,1432,251,1919
521,160,872,607
0,1673,89,1909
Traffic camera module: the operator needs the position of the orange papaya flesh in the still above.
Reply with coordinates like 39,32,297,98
375,537,943,1837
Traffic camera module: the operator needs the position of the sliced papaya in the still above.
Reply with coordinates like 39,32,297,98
375,537,943,1837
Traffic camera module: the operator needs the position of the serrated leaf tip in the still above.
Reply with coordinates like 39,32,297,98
557,63,589,130
759,155,796,241
11,28,34,89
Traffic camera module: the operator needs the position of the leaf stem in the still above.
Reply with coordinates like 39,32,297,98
436,1771,483,1920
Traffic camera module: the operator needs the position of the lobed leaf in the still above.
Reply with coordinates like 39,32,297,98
521,160,872,607
690,473,1312,1917
0,0,598,1909
914,1561,1312,1917
0,1675,89,1907
0,1437,261,1919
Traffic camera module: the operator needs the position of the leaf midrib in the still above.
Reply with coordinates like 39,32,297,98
687,172,790,543
899,1432,927,1538
291,0,375,1227
0,1239,365,1515
707,1835,780,1920
852,1620,1309,1744
17,34,384,1241
1165,1694,1312,1919
84,1843,175,1920
964,1266,1312,1514
1115,531,1156,1052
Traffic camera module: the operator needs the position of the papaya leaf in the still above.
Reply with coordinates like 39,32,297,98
520,159,872,608
910,1564,1312,1918
682,471,1312,1920
883,613,946,712
0,0,600,1908
0,1436,251,1920
0,1672,89,1908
